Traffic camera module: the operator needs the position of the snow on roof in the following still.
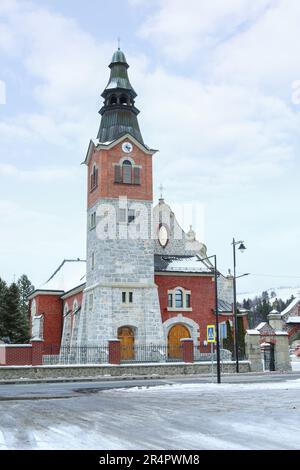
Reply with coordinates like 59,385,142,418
40,259,86,293
256,322,267,331
155,255,211,273
281,296,300,316
167,257,209,272
286,317,300,324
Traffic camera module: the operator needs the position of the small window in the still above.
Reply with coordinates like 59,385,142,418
168,293,173,308
219,323,227,340
128,209,135,224
175,289,183,308
123,160,132,184
120,95,128,106
91,252,95,270
110,95,117,105
119,208,127,223
91,165,98,191
90,212,96,229
186,293,191,308
122,292,126,303
129,292,133,303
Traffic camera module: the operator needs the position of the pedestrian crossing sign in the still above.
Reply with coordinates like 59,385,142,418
207,325,216,343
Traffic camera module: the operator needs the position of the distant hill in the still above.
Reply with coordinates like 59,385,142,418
237,286,300,304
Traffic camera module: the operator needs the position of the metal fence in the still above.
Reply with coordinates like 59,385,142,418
120,344,183,363
42,344,242,365
43,345,108,365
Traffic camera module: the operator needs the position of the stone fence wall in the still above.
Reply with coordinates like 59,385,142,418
0,361,251,381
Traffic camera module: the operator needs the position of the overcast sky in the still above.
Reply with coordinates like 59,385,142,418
0,0,300,295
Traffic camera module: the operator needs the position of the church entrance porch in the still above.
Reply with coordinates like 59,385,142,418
168,324,190,359
118,326,135,361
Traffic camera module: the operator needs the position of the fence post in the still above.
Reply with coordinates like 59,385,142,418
181,338,194,363
109,340,121,365
31,339,44,366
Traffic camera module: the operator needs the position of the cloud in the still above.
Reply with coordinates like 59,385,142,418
0,1,113,147
0,0,299,291
0,163,81,182
137,0,273,62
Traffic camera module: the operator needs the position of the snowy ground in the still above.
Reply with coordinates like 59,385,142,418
1,372,300,450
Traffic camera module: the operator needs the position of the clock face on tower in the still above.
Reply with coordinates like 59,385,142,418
158,225,168,248
122,142,133,153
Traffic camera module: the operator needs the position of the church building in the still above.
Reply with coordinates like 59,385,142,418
28,48,243,360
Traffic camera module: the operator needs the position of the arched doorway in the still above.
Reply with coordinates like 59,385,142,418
118,326,135,361
168,324,191,359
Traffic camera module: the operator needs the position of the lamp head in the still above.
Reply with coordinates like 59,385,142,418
238,242,246,253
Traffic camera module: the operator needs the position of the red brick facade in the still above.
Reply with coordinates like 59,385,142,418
30,294,63,353
28,274,244,354
155,273,216,352
88,140,154,209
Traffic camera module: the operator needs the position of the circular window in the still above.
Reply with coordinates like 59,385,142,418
158,225,168,247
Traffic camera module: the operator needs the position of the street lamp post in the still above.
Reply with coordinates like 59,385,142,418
201,254,221,384
232,238,246,373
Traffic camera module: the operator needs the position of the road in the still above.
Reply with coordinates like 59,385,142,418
1,372,300,450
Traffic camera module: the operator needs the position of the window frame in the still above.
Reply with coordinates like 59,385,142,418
90,165,98,192
121,290,134,306
167,287,192,311
113,157,142,186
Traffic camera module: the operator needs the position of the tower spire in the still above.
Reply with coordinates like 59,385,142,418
97,48,144,144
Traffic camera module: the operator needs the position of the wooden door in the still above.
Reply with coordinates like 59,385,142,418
118,327,135,361
168,324,190,359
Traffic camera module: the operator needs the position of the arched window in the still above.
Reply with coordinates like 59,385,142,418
168,287,192,310
73,299,78,314
90,165,98,190
122,160,132,184
175,289,183,308
120,95,128,106
110,95,117,105
31,299,37,317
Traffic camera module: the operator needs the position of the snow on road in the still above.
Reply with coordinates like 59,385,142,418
1,378,300,450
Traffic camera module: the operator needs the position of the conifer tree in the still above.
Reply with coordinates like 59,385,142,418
0,278,8,340
17,274,34,340
4,283,30,343
237,316,246,358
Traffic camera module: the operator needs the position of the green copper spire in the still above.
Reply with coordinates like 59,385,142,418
97,49,144,144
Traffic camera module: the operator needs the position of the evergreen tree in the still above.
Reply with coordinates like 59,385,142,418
17,274,34,340
237,316,246,358
4,283,30,343
273,298,286,313
0,278,8,340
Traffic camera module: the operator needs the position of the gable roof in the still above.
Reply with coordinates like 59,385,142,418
39,259,86,293
281,293,300,316
83,134,158,165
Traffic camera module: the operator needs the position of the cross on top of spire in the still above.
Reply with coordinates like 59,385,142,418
117,37,121,51
159,184,165,200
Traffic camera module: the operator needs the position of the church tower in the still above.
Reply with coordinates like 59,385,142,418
72,48,164,349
